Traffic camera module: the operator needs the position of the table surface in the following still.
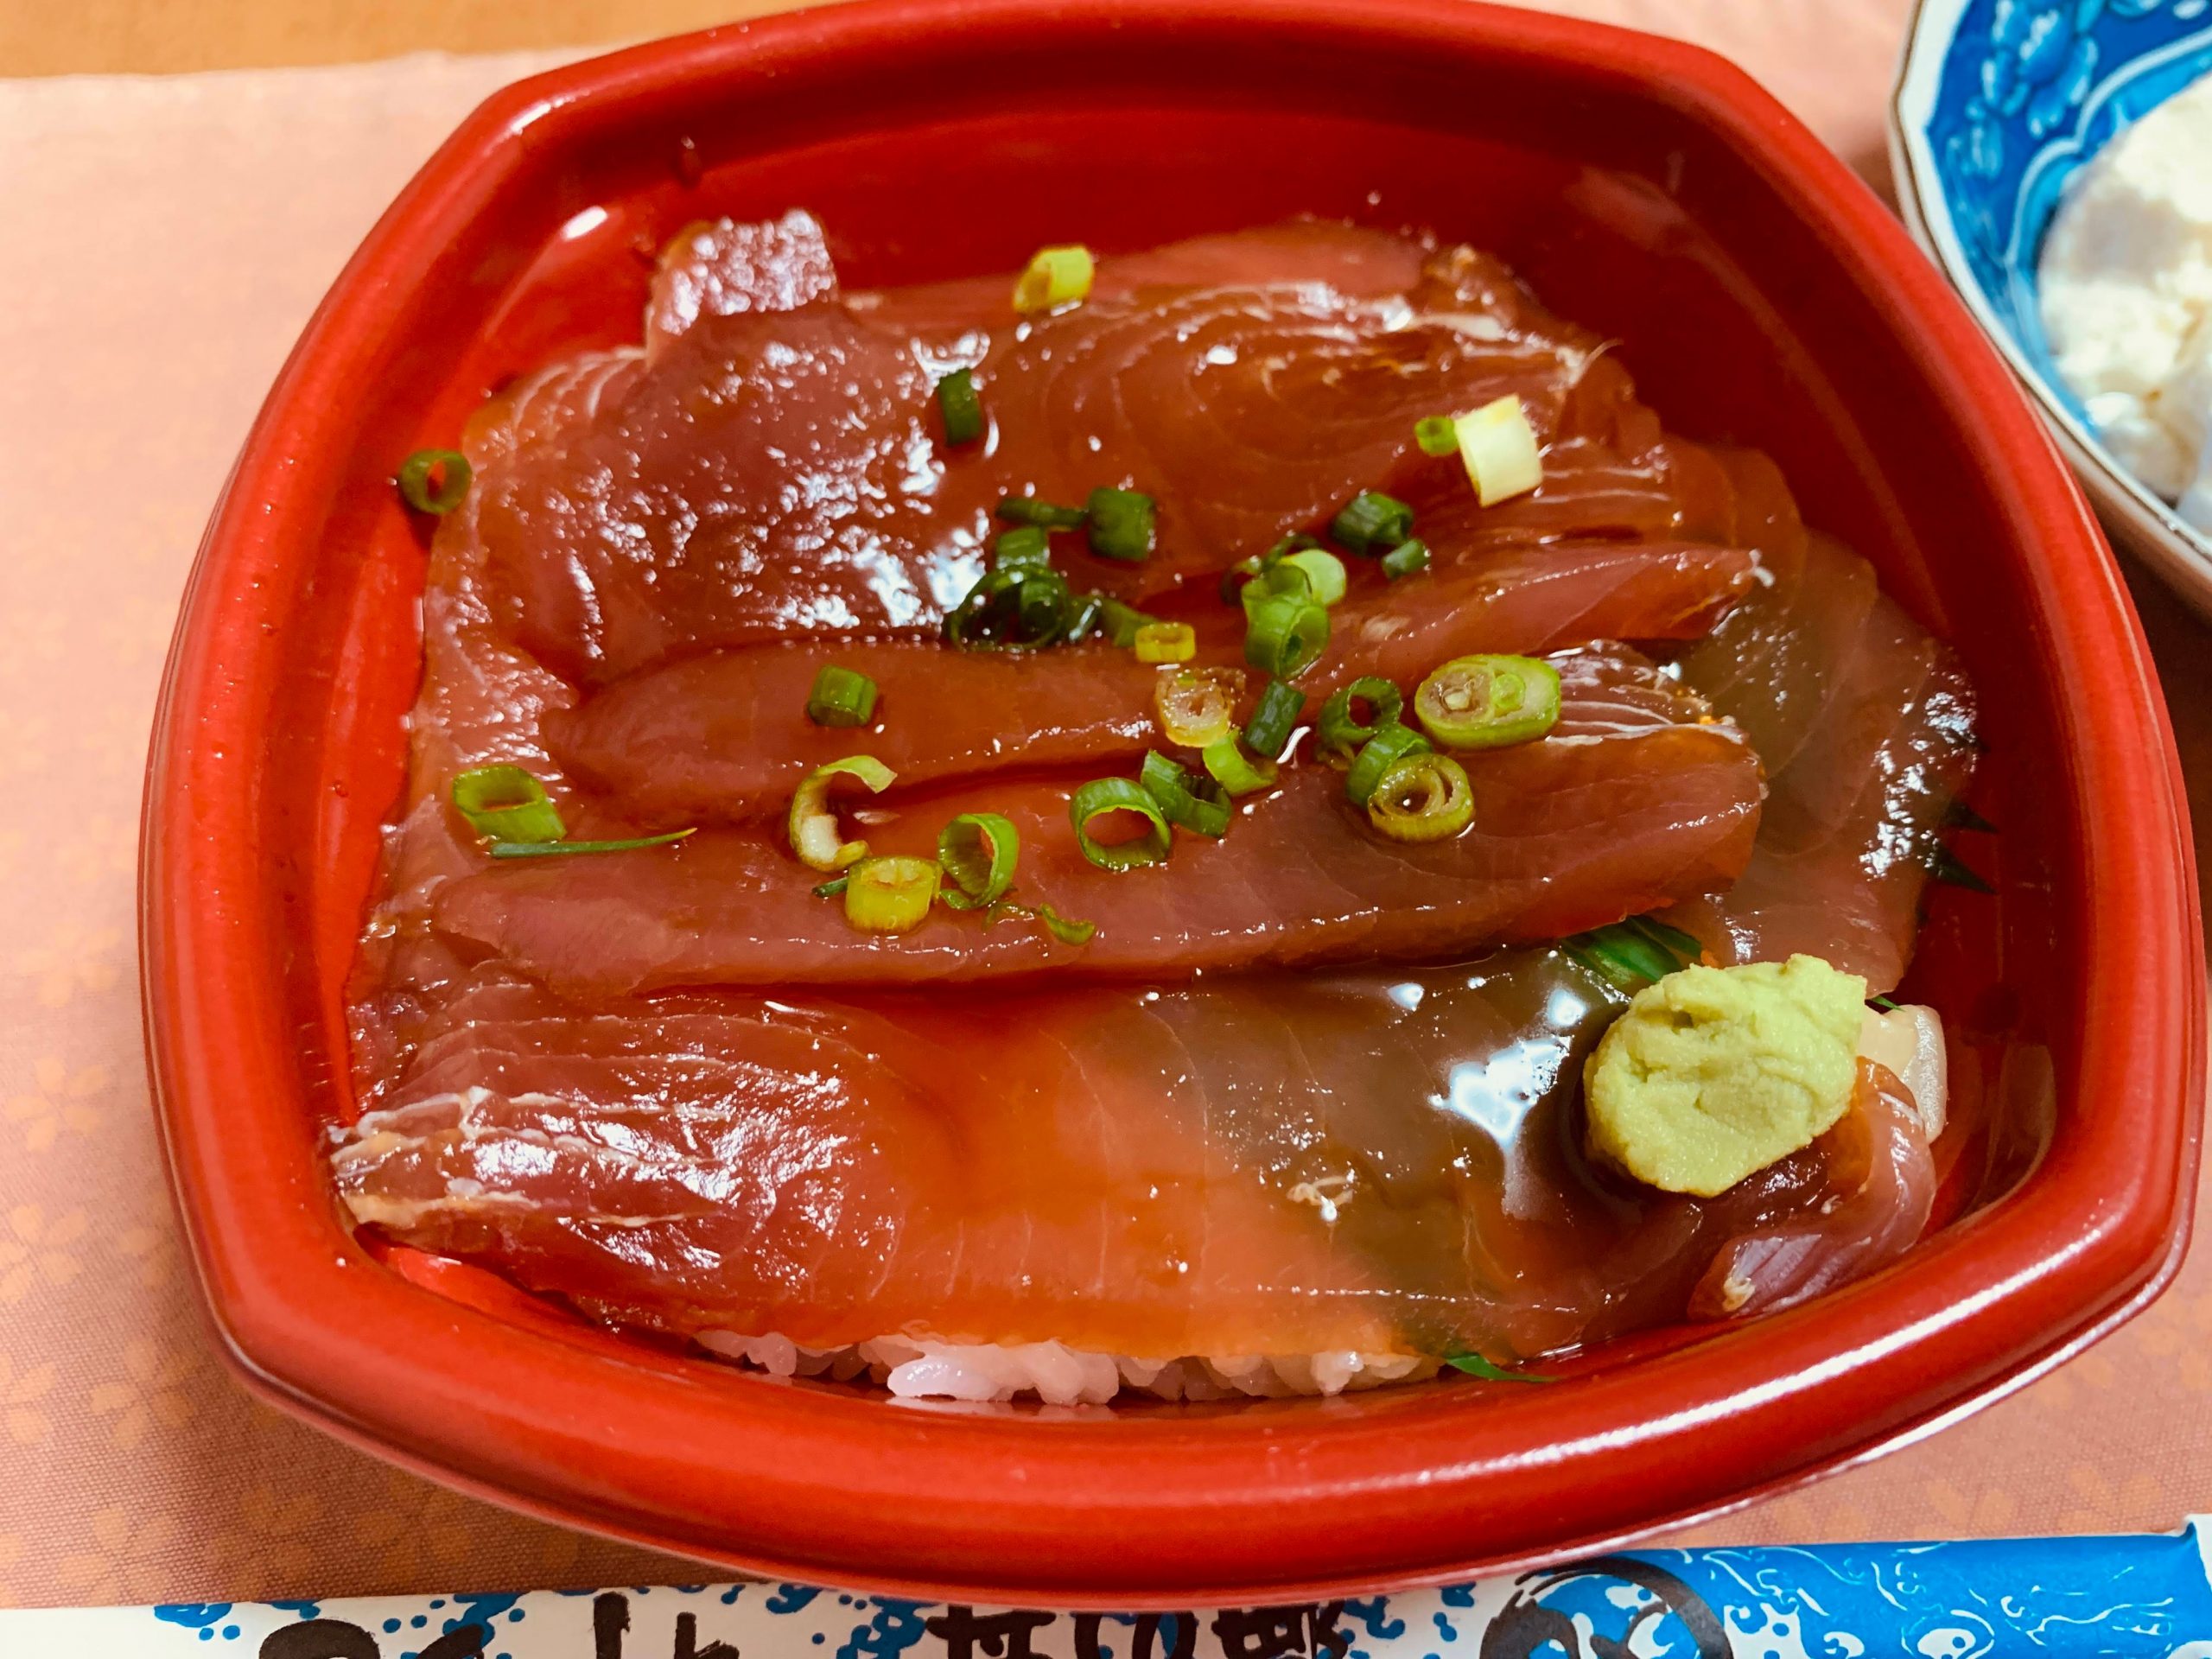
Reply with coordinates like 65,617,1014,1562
4,0,2211,1613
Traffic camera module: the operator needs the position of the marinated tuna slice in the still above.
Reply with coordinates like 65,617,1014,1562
544,538,1755,822
331,954,1933,1363
472,219,1730,684
431,650,1763,995
1669,498,1977,991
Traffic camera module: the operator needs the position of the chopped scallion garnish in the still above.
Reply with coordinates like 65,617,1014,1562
1243,587,1329,678
1242,677,1306,760
1133,621,1196,664
397,448,473,516
1329,490,1414,554
1414,654,1560,750
1453,395,1542,505
1153,666,1243,749
1318,677,1404,756
996,495,1089,530
1086,487,1157,563
938,813,1020,910
1344,722,1432,808
944,566,1074,651
1039,903,1096,944
843,855,939,933
1013,245,1096,313
1201,736,1277,796
805,664,880,728
788,754,895,872
993,525,1053,569
1140,751,1231,838
1414,416,1460,458
1280,547,1348,607
1380,538,1430,580
812,874,850,899
1070,776,1173,871
451,764,566,845
1365,753,1473,842
1058,591,1106,644
1870,995,1900,1013
490,829,696,859
1562,915,1705,997
935,369,984,446
1445,1352,1556,1384
1091,595,1155,649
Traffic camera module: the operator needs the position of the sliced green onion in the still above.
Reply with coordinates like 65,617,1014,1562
1381,538,1430,580
1086,487,1157,563
397,448,473,515
1140,751,1231,837
805,664,880,728
788,754,894,872
944,566,1072,651
1562,915,1704,997
1091,595,1154,649
490,829,696,859
992,525,1052,569
451,765,565,844
1280,547,1348,607
1317,677,1404,755
935,369,983,446
1013,244,1095,313
1058,591,1105,644
1414,653,1561,750
1154,666,1243,748
1870,994,1900,1013
1202,736,1277,796
1243,589,1329,678
1038,903,1096,944
1242,677,1306,760
843,855,939,933
1454,395,1543,505
813,874,850,899
938,813,1019,910
1414,416,1460,458
1134,621,1196,664
1445,1352,1555,1384
1329,490,1414,554
1344,723,1432,807
1366,752,1473,842
1070,776,1173,871
996,495,1088,530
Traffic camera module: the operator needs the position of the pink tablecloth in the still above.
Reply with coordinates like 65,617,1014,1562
4,0,2209,1609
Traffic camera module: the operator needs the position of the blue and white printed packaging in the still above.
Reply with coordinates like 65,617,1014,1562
6,1524,2212,1657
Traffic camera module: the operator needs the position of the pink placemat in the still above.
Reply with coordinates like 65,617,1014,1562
4,0,2207,1609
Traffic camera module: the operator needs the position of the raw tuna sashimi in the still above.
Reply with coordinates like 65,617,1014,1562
431,648,1763,995
333,953,1934,1366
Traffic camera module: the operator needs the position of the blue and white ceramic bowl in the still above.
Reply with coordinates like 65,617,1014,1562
1891,0,2212,615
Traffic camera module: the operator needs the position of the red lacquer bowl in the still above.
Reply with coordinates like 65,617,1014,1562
143,0,2203,1605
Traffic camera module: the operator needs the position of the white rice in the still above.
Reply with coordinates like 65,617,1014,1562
695,1330,1438,1405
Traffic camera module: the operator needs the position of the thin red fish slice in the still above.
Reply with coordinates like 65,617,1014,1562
333,961,1931,1363
432,649,1764,996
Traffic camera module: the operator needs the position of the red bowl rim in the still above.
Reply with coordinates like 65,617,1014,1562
142,0,2203,1605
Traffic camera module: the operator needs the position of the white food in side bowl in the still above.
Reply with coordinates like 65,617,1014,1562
2040,73,2212,534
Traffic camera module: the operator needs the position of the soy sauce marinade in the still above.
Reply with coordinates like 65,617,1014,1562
337,214,1974,1398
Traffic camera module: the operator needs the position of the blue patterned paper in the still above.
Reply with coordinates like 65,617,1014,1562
5,1524,2212,1656
1914,0,2212,408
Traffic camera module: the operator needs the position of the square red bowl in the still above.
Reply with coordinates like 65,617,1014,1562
142,0,2204,1605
